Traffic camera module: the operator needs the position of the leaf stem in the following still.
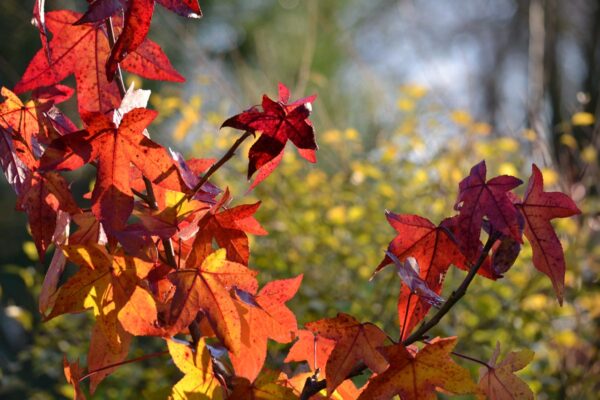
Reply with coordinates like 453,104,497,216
79,350,169,382
174,130,253,209
402,233,498,346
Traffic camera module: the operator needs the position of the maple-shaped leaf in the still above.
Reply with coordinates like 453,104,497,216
47,244,152,359
40,108,185,232
358,337,479,400
305,313,389,395
76,0,201,80
229,370,296,400
0,87,47,173
515,164,580,305
88,321,132,394
63,357,87,400
374,212,467,340
230,275,302,382
167,338,223,400
18,171,79,259
284,330,361,400
14,10,184,114
165,249,258,351
454,161,523,260
478,342,534,400
222,83,317,190
186,189,267,266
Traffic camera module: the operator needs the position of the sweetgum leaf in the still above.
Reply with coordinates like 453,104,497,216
230,275,302,382
221,83,317,190
40,108,185,232
478,342,534,400
516,164,581,305
167,338,223,399
15,10,184,114
358,337,479,400
305,313,389,395
375,212,467,340
454,160,523,260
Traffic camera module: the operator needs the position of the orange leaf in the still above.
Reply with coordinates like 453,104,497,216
357,337,479,400
478,342,534,400
230,275,302,381
305,313,388,395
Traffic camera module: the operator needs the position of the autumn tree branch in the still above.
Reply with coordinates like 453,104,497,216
299,233,498,398
402,233,498,346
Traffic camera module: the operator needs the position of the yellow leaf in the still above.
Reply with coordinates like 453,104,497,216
451,110,472,125
571,112,595,126
397,98,415,112
581,145,597,163
167,339,223,400
560,134,578,149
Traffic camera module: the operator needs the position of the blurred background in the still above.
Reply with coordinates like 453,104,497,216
1,0,599,398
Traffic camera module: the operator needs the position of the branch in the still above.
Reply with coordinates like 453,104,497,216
298,233,498,398
174,130,253,209
402,233,498,346
79,350,169,382
104,16,197,346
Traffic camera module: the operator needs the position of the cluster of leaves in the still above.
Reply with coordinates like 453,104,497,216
0,1,582,399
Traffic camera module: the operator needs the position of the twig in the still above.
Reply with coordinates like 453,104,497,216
402,233,498,346
79,350,169,382
298,233,498,398
174,130,253,209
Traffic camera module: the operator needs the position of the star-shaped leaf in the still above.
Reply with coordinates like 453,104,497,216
167,338,223,400
515,164,580,304
15,10,184,114
40,108,185,232
454,160,523,260
358,337,479,400
222,83,317,190
374,212,467,340
230,275,302,382
478,342,534,400
186,189,267,267
305,313,389,395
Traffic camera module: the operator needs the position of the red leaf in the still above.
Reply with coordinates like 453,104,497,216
375,212,467,340
156,0,202,17
15,11,183,115
40,108,185,232
106,0,155,80
222,83,317,189
305,313,389,394
454,161,523,260
18,171,79,259
186,190,267,266
88,322,132,394
515,164,580,305
230,275,302,382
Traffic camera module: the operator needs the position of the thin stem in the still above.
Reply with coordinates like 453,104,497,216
175,130,253,209
105,17,178,269
79,350,169,382
105,18,127,97
402,233,498,346
451,350,493,370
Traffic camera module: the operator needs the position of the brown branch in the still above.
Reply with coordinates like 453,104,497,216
79,350,169,382
402,233,498,346
174,130,254,209
299,233,498,398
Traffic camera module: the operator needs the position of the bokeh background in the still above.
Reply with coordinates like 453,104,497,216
1,0,599,398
